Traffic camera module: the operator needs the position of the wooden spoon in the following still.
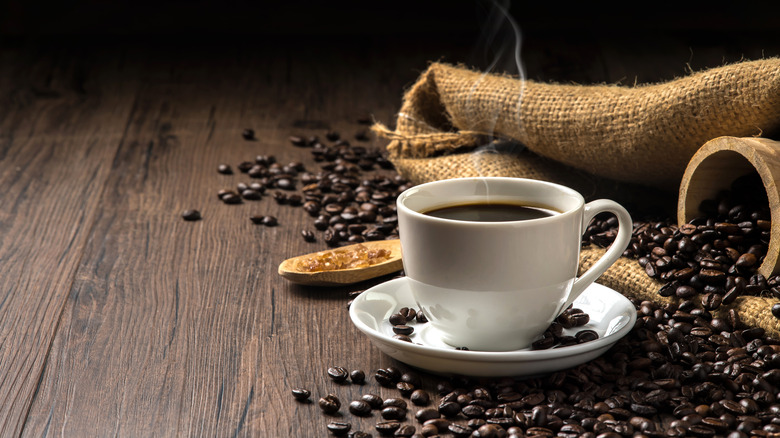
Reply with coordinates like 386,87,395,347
278,239,403,286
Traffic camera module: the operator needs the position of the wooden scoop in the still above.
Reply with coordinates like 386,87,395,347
678,136,780,277
278,239,403,286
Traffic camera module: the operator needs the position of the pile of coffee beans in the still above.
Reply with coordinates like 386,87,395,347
296,296,780,437
220,122,780,435
583,171,780,320
202,121,409,249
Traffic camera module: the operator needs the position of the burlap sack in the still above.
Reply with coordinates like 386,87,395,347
375,58,780,339
375,58,780,192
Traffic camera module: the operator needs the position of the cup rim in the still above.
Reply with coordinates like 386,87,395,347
397,177,585,226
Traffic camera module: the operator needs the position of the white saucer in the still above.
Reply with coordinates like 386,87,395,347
349,277,636,377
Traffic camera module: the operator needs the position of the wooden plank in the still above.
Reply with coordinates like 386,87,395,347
0,43,138,435
20,39,452,436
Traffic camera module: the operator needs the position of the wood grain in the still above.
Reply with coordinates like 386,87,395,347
0,44,137,436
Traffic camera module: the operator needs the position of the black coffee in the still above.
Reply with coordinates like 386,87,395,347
423,202,558,222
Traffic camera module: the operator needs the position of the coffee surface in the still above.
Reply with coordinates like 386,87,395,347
423,202,558,222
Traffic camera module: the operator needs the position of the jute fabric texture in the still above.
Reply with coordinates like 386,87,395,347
375,59,780,191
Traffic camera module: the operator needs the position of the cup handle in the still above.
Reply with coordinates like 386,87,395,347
560,199,633,312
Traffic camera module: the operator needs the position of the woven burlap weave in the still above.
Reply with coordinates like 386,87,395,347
375,58,780,192
375,58,780,339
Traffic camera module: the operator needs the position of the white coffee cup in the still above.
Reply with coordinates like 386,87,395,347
396,177,632,351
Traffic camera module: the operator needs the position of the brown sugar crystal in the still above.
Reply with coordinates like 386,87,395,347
296,244,391,272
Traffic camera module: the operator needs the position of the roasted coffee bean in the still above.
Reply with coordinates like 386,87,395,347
327,366,349,383
301,229,316,242
438,401,461,417
389,313,407,326
349,400,372,416
375,421,401,435
393,325,414,336
415,407,440,423
393,424,416,437
319,394,341,415
575,329,599,343
361,393,383,410
327,421,351,436
221,192,242,204
447,423,471,437
181,209,202,221
396,382,415,397
217,163,233,174
241,189,263,200
291,388,310,402
410,389,430,406
348,369,365,384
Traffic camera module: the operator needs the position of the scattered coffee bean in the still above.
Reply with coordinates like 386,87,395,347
409,389,430,406
381,406,406,421
375,421,401,435
350,369,366,384
221,192,242,204
217,164,233,174
241,128,256,140
326,421,351,436
181,209,202,221
349,400,372,417
362,393,384,410
291,388,310,402
327,366,349,383
318,394,341,415
301,229,316,242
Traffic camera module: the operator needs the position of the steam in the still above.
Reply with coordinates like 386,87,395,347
467,0,527,172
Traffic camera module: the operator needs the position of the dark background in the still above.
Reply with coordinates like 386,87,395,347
2,1,778,37
2,1,778,81
3,0,779,87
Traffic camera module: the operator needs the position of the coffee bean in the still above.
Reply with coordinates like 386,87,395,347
181,209,202,221
240,128,255,140
326,421,351,436
362,393,384,410
328,366,349,383
375,421,401,435
221,192,242,204
415,407,440,423
291,388,310,402
575,329,599,343
389,313,407,326
447,423,471,437
394,424,416,437
319,394,341,415
217,164,233,174
393,325,414,336
396,382,415,397
438,401,461,418
349,400,372,416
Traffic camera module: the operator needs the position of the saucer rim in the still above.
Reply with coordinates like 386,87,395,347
348,277,636,362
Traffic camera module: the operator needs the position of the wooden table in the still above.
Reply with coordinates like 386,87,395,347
2,7,780,436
